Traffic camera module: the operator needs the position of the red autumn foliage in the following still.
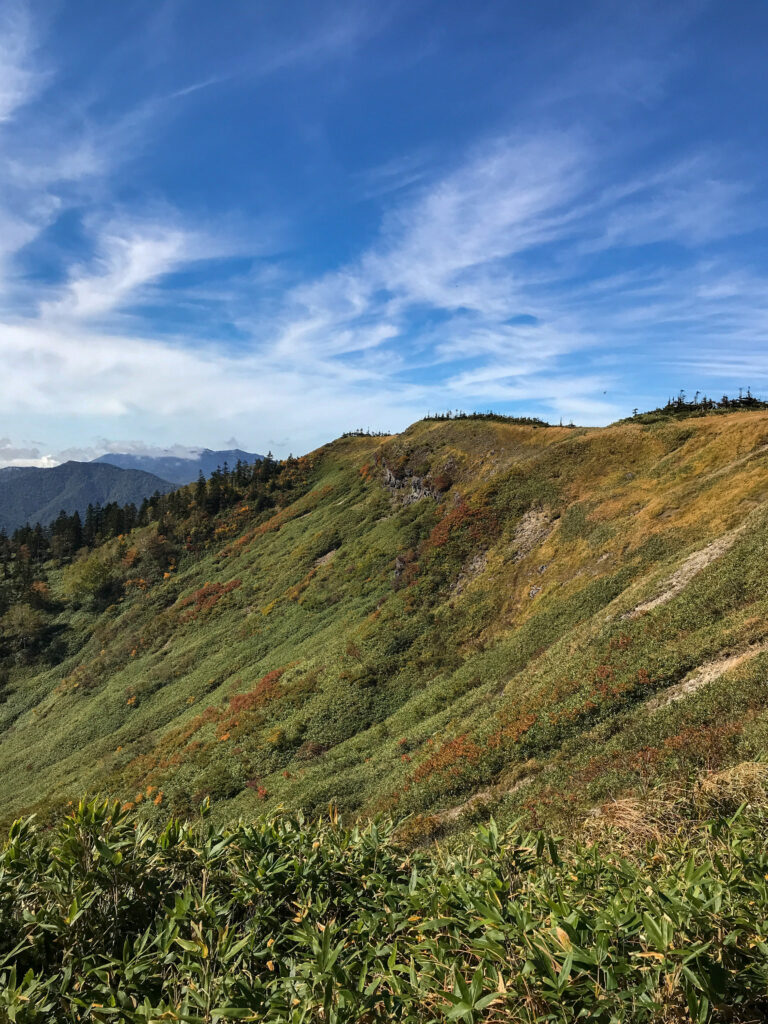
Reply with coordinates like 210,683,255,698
663,721,744,762
488,711,537,748
246,779,269,799
412,733,482,784
587,663,631,702
430,472,453,492
608,632,633,651
178,579,241,619
219,669,285,735
393,549,419,590
427,500,498,549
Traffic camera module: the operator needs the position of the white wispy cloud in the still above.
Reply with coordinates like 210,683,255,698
260,131,761,400
3,126,764,458
0,0,39,122
354,151,432,200
40,219,212,321
0,436,58,468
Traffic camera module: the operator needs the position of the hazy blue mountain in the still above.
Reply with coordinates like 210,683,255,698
0,462,174,531
93,448,263,485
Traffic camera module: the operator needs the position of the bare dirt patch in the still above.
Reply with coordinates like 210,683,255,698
647,640,768,711
625,525,746,619
314,548,338,567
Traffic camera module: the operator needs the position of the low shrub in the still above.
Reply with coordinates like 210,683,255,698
3,800,768,1021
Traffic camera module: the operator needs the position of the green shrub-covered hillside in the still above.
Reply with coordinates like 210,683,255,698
2,411,768,837
3,795,768,1022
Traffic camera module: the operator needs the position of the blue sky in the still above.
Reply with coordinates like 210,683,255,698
1,0,767,464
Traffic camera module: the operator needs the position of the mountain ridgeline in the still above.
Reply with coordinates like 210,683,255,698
1,404,768,840
0,449,264,533
0,461,174,534
93,447,263,485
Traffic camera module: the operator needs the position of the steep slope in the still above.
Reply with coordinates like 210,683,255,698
2,412,768,836
0,461,174,530
94,447,262,484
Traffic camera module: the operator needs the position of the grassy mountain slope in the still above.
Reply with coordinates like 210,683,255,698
2,412,768,836
0,461,174,530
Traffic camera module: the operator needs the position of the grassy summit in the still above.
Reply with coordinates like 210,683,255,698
1,409,768,839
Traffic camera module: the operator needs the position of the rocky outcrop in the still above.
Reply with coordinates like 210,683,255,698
511,508,553,562
382,464,438,505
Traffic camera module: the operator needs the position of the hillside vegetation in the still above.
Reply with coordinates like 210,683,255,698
4,795,768,1022
1,410,768,841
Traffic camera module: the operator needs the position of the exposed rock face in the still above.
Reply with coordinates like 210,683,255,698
511,508,553,562
314,548,337,567
394,553,407,584
452,551,488,596
382,464,438,504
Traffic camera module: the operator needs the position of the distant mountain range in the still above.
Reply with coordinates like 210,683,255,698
93,448,263,485
0,462,174,532
0,448,264,532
